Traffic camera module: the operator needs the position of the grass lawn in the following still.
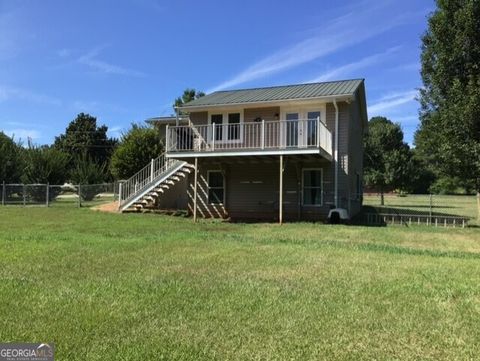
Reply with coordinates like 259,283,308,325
1,207,480,360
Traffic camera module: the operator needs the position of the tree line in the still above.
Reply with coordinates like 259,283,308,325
364,0,479,199
0,89,205,193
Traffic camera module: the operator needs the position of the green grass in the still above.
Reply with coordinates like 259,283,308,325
1,207,480,360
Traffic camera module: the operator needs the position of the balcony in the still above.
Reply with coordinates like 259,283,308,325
166,119,333,159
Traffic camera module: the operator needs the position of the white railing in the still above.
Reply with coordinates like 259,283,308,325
118,153,183,209
166,118,332,156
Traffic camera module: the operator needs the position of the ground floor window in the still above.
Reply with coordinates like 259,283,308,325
302,169,323,205
208,171,225,204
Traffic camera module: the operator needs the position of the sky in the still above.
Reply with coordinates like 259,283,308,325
0,0,434,146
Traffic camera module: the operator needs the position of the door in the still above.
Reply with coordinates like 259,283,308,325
285,112,299,147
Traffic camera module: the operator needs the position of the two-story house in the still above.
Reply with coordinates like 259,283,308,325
119,79,368,223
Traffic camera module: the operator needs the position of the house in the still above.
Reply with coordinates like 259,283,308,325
119,79,368,223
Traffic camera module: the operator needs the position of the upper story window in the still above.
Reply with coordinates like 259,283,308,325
228,113,240,140
302,169,323,206
209,112,242,142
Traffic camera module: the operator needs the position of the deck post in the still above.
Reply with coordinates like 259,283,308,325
279,155,284,225
118,182,123,210
212,123,216,151
150,159,154,182
193,157,198,222
261,120,265,149
317,116,321,147
166,124,169,151
1,181,5,206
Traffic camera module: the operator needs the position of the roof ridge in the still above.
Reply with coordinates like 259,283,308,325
209,78,364,95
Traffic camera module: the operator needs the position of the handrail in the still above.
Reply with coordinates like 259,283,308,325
118,153,183,209
166,118,333,156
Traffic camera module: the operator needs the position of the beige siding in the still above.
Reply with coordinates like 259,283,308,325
190,111,208,125
187,157,332,221
326,101,350,209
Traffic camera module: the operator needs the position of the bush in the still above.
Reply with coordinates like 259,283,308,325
429,177,465,195
110,124,163,179
0,132,23,183
22,146,70,201
70,153,107,201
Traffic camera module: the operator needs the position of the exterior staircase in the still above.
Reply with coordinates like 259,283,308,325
118,153,193,213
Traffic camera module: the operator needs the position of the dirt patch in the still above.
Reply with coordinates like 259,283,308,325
91,202,120,213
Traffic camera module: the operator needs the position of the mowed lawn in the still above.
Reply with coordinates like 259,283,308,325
1,208,480,360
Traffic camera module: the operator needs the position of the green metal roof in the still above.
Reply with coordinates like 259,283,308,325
180,79,364,108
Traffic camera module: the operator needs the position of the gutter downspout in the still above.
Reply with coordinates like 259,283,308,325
333,99,339,208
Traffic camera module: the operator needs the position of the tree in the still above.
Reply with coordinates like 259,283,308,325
415,0,480,195
54,113,118,168
22,146,70,201
0,132,23,183
364,117,413,204
110,124,164,179
70,153,107,201
173,88,205,114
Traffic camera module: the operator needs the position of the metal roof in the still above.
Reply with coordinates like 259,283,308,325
179,79,364,108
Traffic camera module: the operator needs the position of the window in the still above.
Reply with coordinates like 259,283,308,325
211,114,223,141
303,169,323,206
228,113,240,140
208,171,225,204
209,112,242,142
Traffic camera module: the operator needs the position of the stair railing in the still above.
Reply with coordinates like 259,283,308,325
118,153,183,209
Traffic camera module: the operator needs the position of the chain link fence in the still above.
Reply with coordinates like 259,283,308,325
362,193,480,227
0,182,120,208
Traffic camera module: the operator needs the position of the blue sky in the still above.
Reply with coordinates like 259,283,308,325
0,0,434,145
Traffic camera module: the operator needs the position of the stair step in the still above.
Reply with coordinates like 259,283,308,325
181,167,193,173
164,180,175,185
182,163,195,169
169,176,181,182
175,171,187,178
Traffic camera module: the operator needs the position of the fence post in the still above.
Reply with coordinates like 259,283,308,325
46,183,49,207
78,184,82,208
1,181,5,206
23,184,26,207
429,194,433,223
477,192,480,225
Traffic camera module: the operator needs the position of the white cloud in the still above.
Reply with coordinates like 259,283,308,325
307,46,400,83
0,85,61,106
368,90,418,114
4,128,41,141
207,2,412,92
78,47,146,77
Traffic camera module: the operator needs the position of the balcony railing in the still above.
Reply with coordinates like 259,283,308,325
166,119,332,156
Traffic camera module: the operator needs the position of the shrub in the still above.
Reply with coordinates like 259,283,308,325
429,177,465,195
110,124,163,179
22,146,70,201
70,153,107,201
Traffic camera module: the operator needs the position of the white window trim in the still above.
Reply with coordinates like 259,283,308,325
208,111,244,144
207,170,226,205
301,168,323,207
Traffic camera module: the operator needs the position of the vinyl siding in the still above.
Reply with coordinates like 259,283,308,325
187,157,332,221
